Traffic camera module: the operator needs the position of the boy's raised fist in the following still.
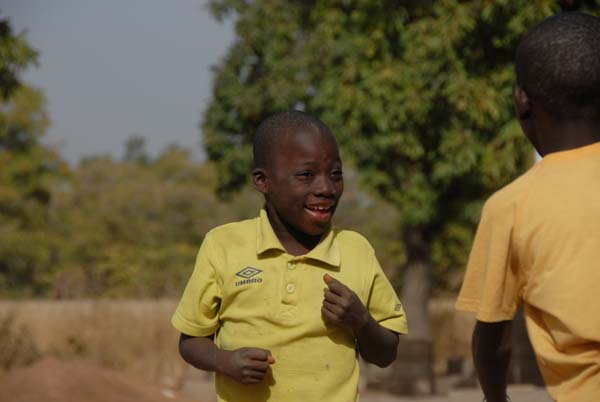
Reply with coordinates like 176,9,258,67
322,274,370,333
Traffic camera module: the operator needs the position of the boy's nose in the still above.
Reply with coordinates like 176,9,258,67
313,175,336,196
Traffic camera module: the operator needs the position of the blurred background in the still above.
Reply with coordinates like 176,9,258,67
1,1,598,402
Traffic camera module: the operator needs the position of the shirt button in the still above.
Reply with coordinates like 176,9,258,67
286,283,296,293
287,262,296,270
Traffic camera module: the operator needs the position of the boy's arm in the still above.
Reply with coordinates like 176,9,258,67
322,274,399,368
178,334,275,384
354,314,399,367
472,320,512,402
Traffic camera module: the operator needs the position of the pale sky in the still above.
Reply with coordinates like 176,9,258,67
1,0,235,164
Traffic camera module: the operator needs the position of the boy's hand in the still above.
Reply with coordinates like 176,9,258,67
322,273,370,333
217,347,275,385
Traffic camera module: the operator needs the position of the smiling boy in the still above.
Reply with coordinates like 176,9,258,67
172,111,407,402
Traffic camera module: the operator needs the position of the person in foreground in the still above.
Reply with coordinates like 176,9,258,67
172,111,408,402
456,12,600,402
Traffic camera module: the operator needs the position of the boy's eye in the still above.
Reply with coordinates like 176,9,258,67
295,171,314,178
331,169,343,178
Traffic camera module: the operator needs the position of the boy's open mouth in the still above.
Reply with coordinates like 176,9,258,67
304,204,334,222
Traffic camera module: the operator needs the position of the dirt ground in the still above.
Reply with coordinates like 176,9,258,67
361,386,553,402
0,300,551,402
0,357,552,402
178,366,553,402
0,358,199,402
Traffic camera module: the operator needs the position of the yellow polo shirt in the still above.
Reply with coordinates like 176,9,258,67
457,141,600,402
172,209,407,402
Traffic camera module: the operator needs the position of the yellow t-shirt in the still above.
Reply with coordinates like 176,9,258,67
172,209,408,402
456,141,600,402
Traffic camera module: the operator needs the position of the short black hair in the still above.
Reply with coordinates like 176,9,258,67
515,12,600,122
253,110,334,169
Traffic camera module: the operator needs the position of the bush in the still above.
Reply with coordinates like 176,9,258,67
0,312,41,370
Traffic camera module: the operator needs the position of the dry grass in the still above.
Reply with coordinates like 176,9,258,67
0,298,474,385
0,299,187,388
0,311,41,370
430,297,475,375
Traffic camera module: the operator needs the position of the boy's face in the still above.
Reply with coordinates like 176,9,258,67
256,127,344,238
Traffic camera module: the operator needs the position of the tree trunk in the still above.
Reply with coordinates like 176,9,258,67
386,230,435,395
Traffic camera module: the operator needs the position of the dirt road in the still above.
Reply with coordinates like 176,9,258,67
0,357,551,402
181,370,553,402
361,386,552,402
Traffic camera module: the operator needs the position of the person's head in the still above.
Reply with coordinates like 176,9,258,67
252,110,343,242
514,12,600,154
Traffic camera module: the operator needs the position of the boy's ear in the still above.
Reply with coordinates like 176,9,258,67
514,85,531,120
252,168,269,195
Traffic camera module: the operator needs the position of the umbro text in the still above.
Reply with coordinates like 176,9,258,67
235,277,263,287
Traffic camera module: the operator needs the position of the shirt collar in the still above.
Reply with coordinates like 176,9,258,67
256,208,286,254
256,208,341,268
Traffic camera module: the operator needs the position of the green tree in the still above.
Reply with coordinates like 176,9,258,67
0,17,67,296
122,134,150,165
202,0,597,393
0,18,37,98
0,14,408,300
48,143,262,298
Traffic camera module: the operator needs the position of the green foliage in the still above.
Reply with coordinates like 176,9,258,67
4,5,600,298
122,134,150,165
203,0,596,291
46,148,239,297
0,17,38,99
0,85,65,214
0,17,69,296
0,127,404,297
41,145,398,297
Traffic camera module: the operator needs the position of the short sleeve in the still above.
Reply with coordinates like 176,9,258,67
455,197,523,322
367,254,408,335
171,233,223,336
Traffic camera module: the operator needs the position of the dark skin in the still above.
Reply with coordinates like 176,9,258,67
322,273,399,367
472,86,600,402
179,126,399,385
179,334,275,385
472,321,513,402
513,85,600,156
253,127,345,256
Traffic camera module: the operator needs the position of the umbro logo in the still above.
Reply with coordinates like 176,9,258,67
235,267,263,287
235,267,262,279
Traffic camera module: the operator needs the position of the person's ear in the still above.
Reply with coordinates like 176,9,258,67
514,85,531,120
252,168,269,194
514,84,543,154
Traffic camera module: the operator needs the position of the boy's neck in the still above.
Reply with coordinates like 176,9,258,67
278,232,320,256
536,119,600,156
265,209,322,256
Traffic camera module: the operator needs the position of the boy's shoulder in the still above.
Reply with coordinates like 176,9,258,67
205,216,258,246
332,227,376,255
483,163,540,216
